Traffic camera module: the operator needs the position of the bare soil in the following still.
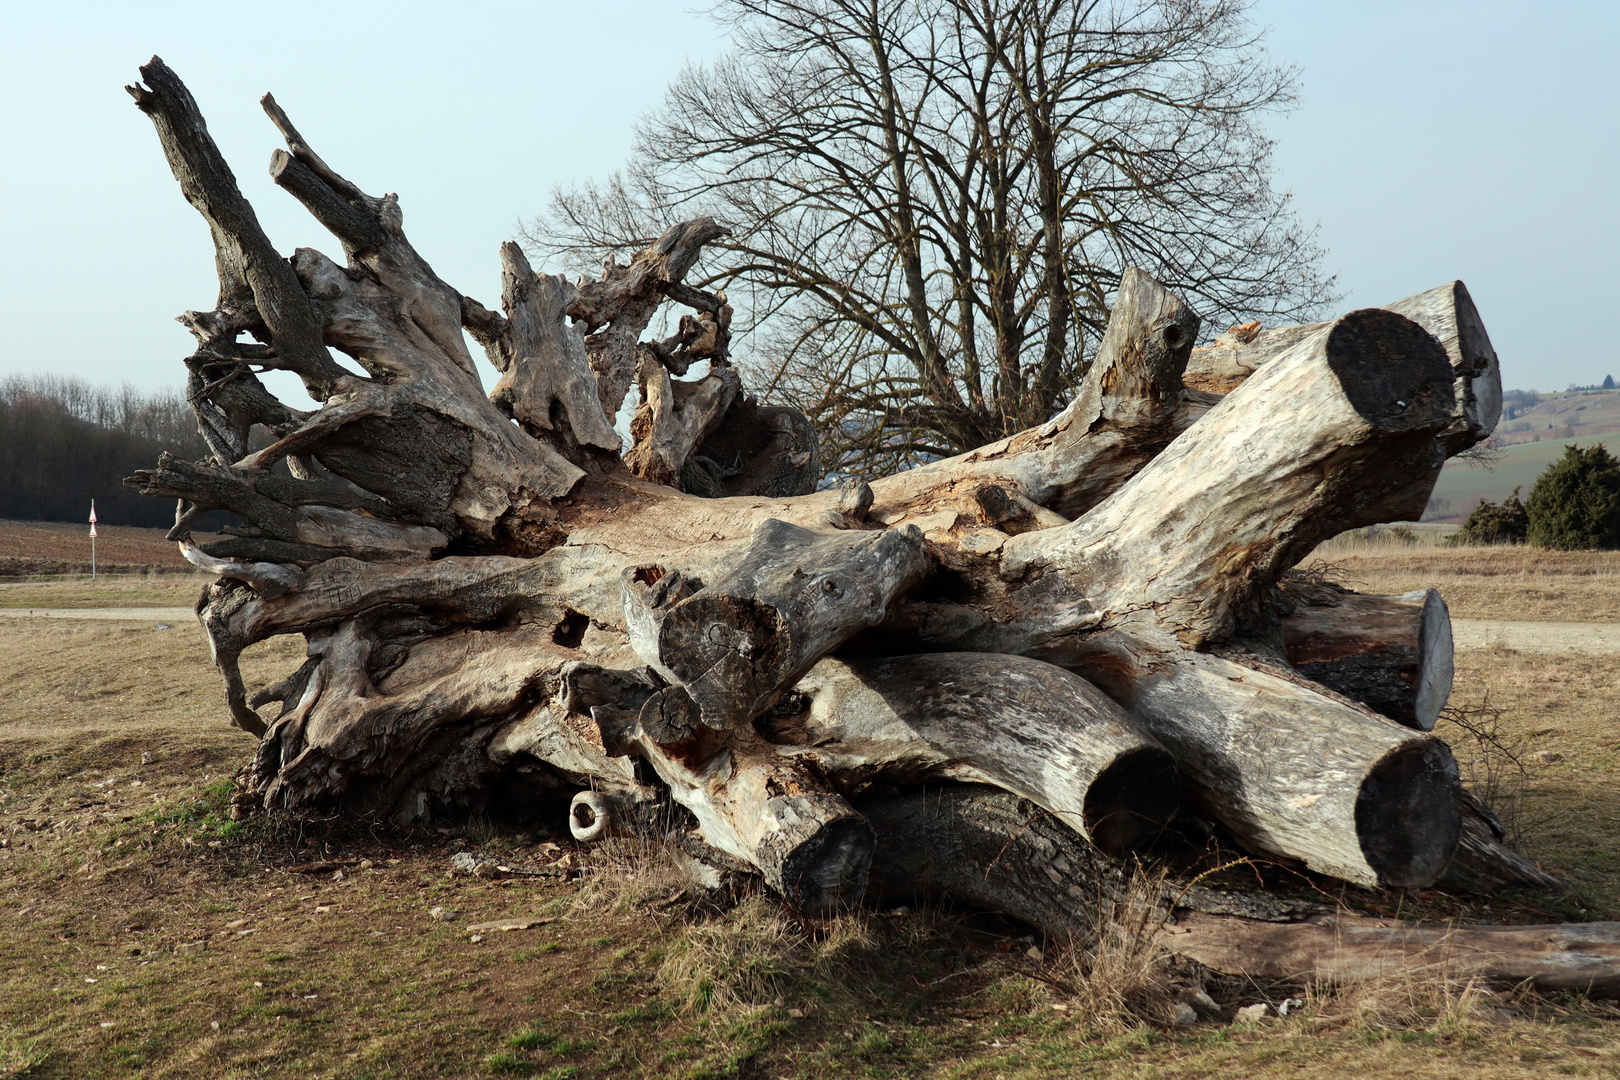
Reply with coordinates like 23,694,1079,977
0,519,220,578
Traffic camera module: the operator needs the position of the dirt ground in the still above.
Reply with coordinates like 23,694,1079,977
1,552,1619,1078
0,519,219,578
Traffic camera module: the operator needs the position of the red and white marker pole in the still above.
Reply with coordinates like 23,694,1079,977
89,500,98,580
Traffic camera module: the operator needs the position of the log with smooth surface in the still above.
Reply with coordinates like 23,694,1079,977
1169,912,1620,997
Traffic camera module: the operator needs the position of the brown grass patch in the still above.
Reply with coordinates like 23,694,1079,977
1302,544,1620,622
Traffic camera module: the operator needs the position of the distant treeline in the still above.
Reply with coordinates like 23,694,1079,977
0,375,211,527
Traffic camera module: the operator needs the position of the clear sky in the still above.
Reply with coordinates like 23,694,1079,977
1,0,1614,400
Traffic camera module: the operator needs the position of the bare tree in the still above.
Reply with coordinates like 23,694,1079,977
532,0,1336,475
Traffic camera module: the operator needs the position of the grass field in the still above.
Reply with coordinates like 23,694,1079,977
3,551,1620,1077
1429,432,1620,522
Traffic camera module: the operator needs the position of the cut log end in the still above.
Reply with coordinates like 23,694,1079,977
1083,745,1181,855
767,799,875,916
1282,587,1455,731
1414,589,1455,730
1355,738,1462,888
1327,309,1456,432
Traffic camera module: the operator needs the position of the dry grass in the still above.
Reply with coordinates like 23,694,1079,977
1302,543,1620,622
0,573,209,609
4,570,1620,1076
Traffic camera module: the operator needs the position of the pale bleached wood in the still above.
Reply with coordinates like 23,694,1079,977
129,65,1520,924
626,519,931,731
786,654,1178,854
1184,281,1500,455
480,242,620,452
623,357,740,487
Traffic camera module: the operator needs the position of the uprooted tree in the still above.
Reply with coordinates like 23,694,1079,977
129,59,1590,978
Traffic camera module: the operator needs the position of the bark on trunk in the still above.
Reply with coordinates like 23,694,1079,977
1279,586,1455,731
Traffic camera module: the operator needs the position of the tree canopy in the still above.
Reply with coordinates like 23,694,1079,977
533,0,1336,475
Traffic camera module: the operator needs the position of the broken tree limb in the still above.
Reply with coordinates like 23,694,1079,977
1279,586,1455,731
623,356,741,487
994,306,1459,649
1437,793,1566,895
1167,911,1620,998
479,243,621,453
625,520,931,731
785,654,1179,855
861,266,1201,526
1184,282,1501,455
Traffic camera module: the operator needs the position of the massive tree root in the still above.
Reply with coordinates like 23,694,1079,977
129,57,1589,964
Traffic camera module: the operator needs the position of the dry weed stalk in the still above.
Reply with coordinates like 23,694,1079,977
1284,964,1497,1038
1437,692,1550,848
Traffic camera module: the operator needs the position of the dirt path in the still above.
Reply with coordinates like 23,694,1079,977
1451,619,1620,654
4,609,1618,655
0,607,195,623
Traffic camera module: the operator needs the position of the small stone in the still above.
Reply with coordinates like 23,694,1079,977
1235,1003,1268,1023
1170,1002,1197,1027
358,860,374,870
176,940,206,954
429,906,456,921
1025,946,1043,962
469,934,485,944
210,1020,220,1030
154,623,172,631
140,752,153,766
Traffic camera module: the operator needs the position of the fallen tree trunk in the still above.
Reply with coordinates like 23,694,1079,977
1278,585,1455,731
789,654,1180,855
1169,911,1620,997
125,59,1526,929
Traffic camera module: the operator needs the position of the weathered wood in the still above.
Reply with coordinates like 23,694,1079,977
1168,911,1620,997
860,266,1202,528
625,519,931,731
892,308,1468,887
858,785,1326,936
623,357,740,487
680,396,821,499
1279,586,1454,730
786,654,1179,855
1184,282,1501,455
478,243,621,453
570,219,730,417
994,306,1459,649
129,63,1526,936
1437,793,1565,895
